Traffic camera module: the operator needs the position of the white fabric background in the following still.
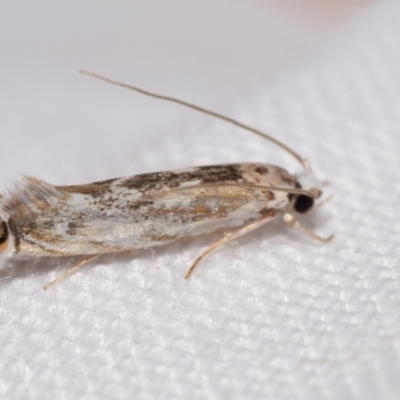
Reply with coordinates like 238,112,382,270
1,1,399,399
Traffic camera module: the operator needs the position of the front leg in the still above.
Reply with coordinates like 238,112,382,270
283,213,334,243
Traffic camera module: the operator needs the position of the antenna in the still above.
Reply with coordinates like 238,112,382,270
80,70,308,169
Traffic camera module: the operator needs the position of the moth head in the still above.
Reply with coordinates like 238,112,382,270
0,220,9,254
293,171,322,214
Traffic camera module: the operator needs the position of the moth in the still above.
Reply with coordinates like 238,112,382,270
0,71,333,289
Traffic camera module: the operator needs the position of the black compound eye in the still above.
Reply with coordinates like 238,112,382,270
294,195,314,213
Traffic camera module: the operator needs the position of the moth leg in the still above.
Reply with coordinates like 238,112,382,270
43,254,100,290
312,194,334,213
185,214,276,279
283,213,334,243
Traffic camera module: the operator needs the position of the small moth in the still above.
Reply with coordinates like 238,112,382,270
0,71,332,289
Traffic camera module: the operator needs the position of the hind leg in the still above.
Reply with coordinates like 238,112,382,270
43,254,100,290
185,214,276,279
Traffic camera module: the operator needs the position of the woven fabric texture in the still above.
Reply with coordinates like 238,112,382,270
1,1,400,399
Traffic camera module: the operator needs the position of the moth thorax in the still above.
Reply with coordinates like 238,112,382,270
0,220,9,253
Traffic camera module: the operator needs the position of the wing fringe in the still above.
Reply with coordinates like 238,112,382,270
0,175,65,217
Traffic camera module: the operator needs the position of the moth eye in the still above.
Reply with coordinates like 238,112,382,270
0,220,9,253
294,195,314,213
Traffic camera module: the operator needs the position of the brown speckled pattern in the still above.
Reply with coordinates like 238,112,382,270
0,163,298,257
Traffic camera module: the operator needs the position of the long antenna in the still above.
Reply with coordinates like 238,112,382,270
80,70,307,168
